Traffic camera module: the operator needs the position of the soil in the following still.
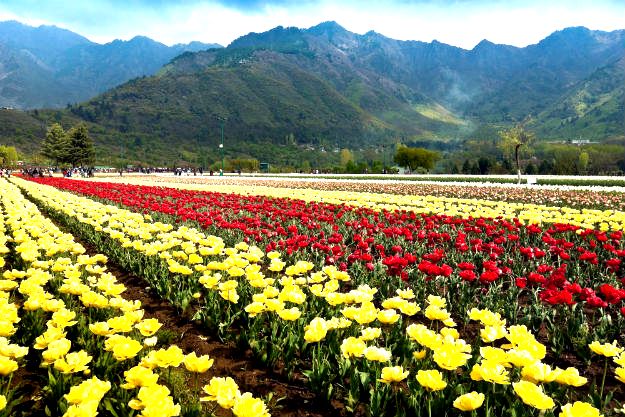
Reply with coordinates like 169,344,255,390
90,247,346,417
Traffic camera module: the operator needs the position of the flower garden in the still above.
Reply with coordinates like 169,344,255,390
1,174,624,416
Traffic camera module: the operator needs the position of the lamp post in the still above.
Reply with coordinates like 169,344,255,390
217,116,226,176
382,145,386,174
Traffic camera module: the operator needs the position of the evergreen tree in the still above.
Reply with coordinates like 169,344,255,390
461,159,471,174
477,157,492,175
65,124,95,167
41,123,67,166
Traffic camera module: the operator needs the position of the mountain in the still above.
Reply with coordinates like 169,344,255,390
0,20,222,109
72,23,623,137
533,55,625,139
469,27,625,122
1,21,624,166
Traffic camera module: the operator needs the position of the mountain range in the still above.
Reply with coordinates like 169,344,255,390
0,20,221,108
0,20,623,164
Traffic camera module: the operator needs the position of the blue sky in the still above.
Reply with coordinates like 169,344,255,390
0,0,622,48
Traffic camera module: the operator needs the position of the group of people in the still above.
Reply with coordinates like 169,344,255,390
21,167,52,177
173,167,204,176
63,167,95,177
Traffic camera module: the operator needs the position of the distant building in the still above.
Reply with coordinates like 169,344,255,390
546,139,599,146
570,139,598,145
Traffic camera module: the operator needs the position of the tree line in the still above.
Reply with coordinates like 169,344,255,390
24,120,623,176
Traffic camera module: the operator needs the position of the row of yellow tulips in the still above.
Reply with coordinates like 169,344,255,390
0,178,270,417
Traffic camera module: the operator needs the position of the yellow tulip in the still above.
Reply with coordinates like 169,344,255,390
0,356,18,376
183,352,214,373
200,376,241,409
379,366,409,384
232,392,270,417
304,318,328,343
589,340,623,357
364,346,392,362
340,337,366,359
453,392,485,411
135,318,162,337
121,365,160,389
360,327,382,341
559,401,604,417
512,380,555,410
416,369,447,391
64,377,111,404
470,361,510,385
276,307,301,321
377,309,400,324
54,350,92,374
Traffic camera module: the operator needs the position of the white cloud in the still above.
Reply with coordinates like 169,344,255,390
0,10,51,28
1,0,623,48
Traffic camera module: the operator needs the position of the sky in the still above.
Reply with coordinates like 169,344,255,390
0,0,623,49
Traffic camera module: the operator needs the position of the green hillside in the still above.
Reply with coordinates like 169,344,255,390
0,109,46,155
534,57,625,140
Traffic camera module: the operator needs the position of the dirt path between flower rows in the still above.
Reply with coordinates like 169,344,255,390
76,239,348,417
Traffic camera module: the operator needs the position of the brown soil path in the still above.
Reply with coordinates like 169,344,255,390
86,244,346,417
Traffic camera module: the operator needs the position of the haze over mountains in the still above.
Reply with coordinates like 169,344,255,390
0,20,222,108
0,20,623,162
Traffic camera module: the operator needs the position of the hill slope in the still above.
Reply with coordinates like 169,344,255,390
533,56,625,139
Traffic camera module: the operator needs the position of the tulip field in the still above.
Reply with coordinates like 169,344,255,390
1,175,624,417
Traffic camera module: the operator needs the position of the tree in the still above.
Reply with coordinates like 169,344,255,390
477,157,492,175
64,124,95,167
394,146,440,172
0,146,18,168
538,158,554,174
461,159,471,174
553,147,580,175
578,152,589,173
41,123,67,166
340,149,354,167
498,125,536,184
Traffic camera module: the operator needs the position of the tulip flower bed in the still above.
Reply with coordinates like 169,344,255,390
85,175,625,211
12,176,625,416
35,176,625,231
0,178,270,417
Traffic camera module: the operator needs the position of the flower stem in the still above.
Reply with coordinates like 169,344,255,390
600,357,608,404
